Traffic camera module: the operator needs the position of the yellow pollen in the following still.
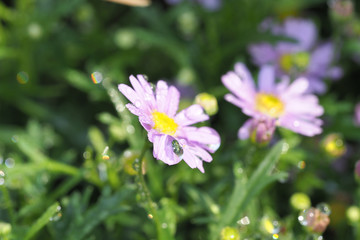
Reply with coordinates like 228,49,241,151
255,93,285,118
152,111,178,135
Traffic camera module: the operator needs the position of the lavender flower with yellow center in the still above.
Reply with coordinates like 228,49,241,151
118,75,220,173
249,18,342,94
222,63,324,139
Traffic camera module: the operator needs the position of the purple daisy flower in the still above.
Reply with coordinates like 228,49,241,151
118,75,220,173
222,63,324,139
249,18,342,94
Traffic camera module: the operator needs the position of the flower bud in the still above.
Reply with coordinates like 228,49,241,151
346,206,360,223
0,222,11,236
298,207,330,234
220,227,240,240
250,118,276,146
321,133,346,158
195,93,218,116
329,0,354,21
290,192,311,211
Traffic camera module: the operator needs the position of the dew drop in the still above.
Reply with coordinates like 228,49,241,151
126,125,135,134
161,223,168,229
316,203,331,216
281,142,289,154
0,178,5,185
298,208,316,226
237,216,250,225
5,158,15,168
135,100,141,108
11,135,18,143
147,213,153,219
297,161,306,169
171,140,184,159
83,151,90,159
17,71,29,84
207,143,220,152
132,158,140,171
293,120,300,127
91,71,103,84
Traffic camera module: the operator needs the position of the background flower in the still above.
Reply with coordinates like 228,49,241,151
222,63,324,139
249,18,342,94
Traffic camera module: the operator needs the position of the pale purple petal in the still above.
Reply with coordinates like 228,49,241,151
182,149,197,169
282,77,309,99
165,86,180,117
234,62,256,91
152,134,181,165
136,74,156,102
238,119,253,140
182,126,220,145
326,66,343,79
129,75,146,99
305,76,327,94
118,84,141,107
309,43,334,72
248,43,277,66
175,104,209,126
221,72,243,99
278,114,322,136
286,96,324,116
258,65,276,92
354,103,360,126
156,80,169,113
281,18,317,51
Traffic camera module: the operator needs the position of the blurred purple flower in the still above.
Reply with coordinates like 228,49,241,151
166,0,221,11
354,103,360,126
222,63,324,139
249,18,342,94
119,75,220,173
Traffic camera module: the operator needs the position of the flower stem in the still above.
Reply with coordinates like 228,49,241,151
136,140,164,239
1,186,15,225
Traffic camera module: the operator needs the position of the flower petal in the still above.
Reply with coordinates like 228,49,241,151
175,104,209,126
182,126,220,145
237,119,253,140
258,65,275,93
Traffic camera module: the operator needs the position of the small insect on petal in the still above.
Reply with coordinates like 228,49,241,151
105,0,151,7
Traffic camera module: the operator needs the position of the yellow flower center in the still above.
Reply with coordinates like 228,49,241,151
255,93,285,118
279,51,310,73
152,111,178,135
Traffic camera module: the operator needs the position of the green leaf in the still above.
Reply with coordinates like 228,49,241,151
24,202,61,240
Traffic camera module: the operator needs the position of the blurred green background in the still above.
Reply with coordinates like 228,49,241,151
1,0,360,239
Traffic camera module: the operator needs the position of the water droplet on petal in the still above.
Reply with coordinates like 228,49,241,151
316,203,331,216
91,71,103,84
293,121,300,127
237,216,250,225
5,158,15,168
207,143,220,152
135,100,141,108
171,140,184,159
